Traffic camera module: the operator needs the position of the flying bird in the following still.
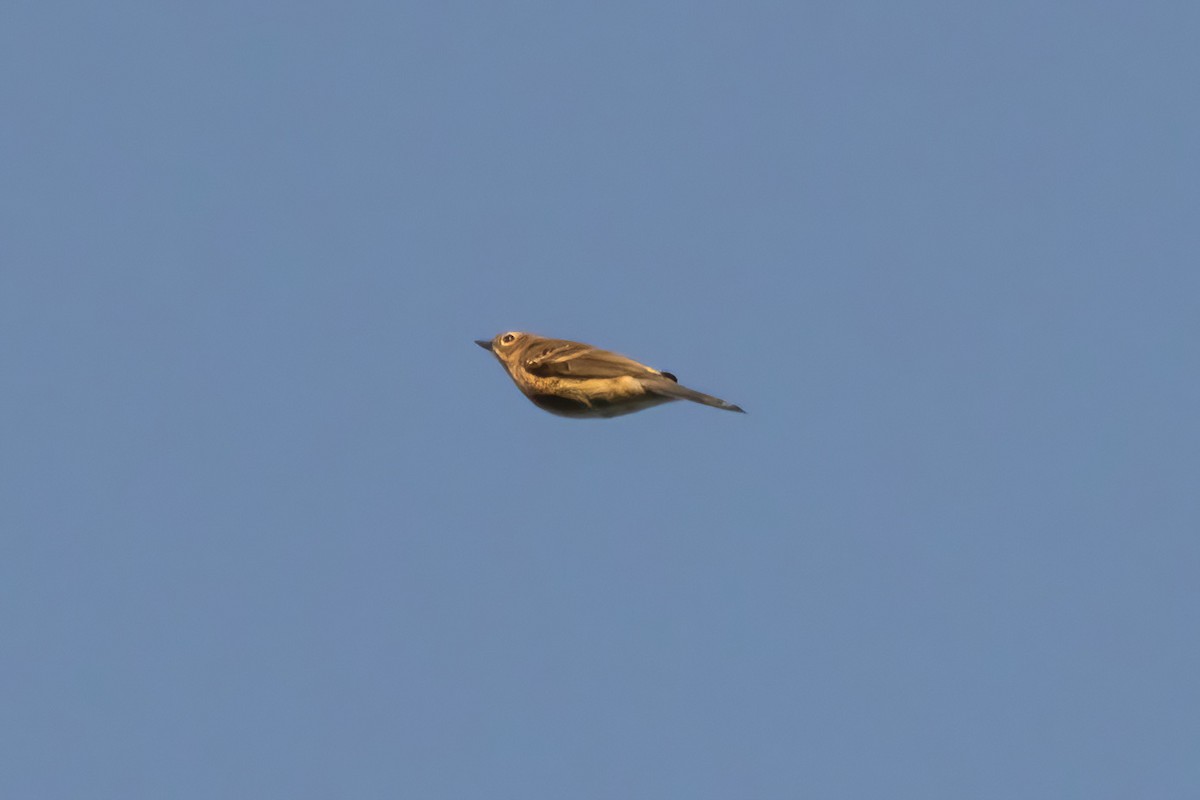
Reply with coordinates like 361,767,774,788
475,332,745,418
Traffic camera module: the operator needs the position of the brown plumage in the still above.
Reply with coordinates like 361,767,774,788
475,332,745,418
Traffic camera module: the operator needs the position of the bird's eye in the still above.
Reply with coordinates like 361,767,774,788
501,333,516,344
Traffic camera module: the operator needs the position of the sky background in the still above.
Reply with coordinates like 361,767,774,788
3,2,1198,798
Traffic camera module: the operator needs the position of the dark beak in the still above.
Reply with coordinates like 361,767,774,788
474,339,493,351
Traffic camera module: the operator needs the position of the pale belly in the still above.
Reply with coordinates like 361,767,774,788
529,392,676,418
523,376,675,418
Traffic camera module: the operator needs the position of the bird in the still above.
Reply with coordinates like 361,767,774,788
475,331,745,418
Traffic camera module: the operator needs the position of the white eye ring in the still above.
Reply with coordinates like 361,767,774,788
501,333,516,344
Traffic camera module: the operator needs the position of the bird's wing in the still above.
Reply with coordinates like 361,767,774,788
522,340,661,379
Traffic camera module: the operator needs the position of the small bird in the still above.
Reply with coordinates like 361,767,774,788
475,332,745,418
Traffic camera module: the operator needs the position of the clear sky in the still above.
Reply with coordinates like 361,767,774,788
3,2,1198,798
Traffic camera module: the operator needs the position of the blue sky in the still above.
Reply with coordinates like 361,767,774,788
3,2,1198,797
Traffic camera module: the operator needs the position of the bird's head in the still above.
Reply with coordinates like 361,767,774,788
475,331,530,366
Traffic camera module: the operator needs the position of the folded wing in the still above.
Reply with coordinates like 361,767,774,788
522,339,744,413
523,340,662,379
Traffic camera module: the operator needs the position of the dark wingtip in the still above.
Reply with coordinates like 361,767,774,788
729,404,746,414
661,371,678,382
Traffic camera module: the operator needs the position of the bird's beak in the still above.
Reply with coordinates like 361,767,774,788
475,339,493,352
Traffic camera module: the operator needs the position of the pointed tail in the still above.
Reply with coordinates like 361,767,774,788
644,377,745,413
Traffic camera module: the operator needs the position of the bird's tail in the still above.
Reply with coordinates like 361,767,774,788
644,377,745,413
